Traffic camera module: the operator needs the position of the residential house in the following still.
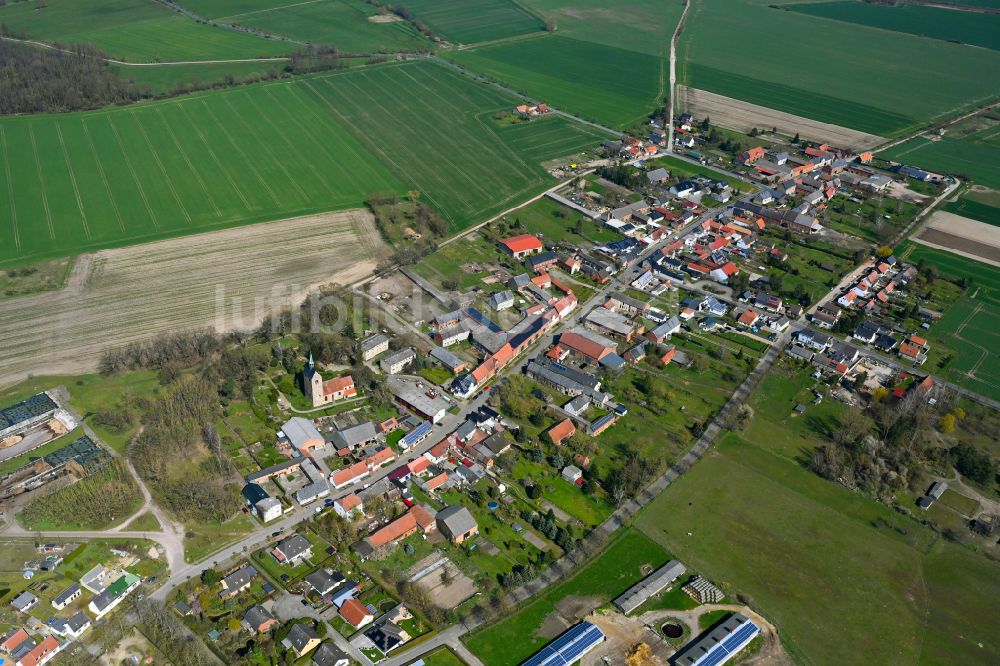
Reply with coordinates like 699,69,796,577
562,465,583,484
47,611,91,640
436,506,479,544
380,348,416,375
272,534,313,566
354,505,437,558
339,598,374,629
435,322,469,347
283,624,321,658
304,569,344,597
334,493,364,519
10,592,38,613
546,418,576,446
50,584,80,611
14,636,59,666
243,605,277,634
360,334,390,361
645,317,681,343
220,566,257,599
312,642,350,666
89,573,140,619
489,290,515,311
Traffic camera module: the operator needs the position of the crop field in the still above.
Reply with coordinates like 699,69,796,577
522,0,682,57
679,0,1000,136
400,0,545,44
881,133,1000,190
447,35,663,128
785,1,1000,51
492,115,610,164
184,0,431,53
635,432,1000,665
898,243,1000,401
943,197,1000,227
0,0,291,62
0,210,383,389
0,60,605,266
110,60,288,93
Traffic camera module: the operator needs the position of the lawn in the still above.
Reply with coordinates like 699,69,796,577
678,0,1000,136
896,242,1000,401
503,196,620,247
648,155,753,192
785,1,1000,51
464,528,669,665
399,0,546,44
0,0,291,62
419,647,467,666
184,513,258,564
184,0,431,53
635,431,999,665
0,59,605,267
127,512,163,532
881,132,1000,190
446,35,664,129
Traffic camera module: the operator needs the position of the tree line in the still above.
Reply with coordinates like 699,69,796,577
21,457,139,529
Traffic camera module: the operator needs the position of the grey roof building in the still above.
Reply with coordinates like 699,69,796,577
489,290,516,311
436,505,479,543
242,604,275,631
281,417,324,450
381,348,416,375
52,582,81,610
10,591,38,612
222,565,257,594
330,422,377,450
274,534,313,563
312,642,350,666
613,560,687,614
360,334,390,361
284,623,320,656
305,568,345,595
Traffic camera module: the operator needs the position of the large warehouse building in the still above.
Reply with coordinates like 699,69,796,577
521,621,605,666
613,559,686,614
673,613,760,666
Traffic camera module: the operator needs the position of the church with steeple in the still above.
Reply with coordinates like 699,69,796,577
302,354,357,407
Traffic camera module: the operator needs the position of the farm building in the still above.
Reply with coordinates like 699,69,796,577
430,347,467,374
436,505,479,544
674,613,760,666
500,234,544,259
520,621,605,666
613,560,687,614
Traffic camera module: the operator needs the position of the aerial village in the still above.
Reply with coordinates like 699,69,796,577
0,104,991,666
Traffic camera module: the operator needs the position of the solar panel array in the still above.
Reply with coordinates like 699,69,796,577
679,615,761,666
521,621,605,666
0,393,57,431
401,421,433,448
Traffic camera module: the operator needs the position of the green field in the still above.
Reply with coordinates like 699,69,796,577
447,35,663,128
882,132,1000,189
465,529,669,665
679,0,1000,136
636,431,1000,665
110,60,287,94
523,0,683,57
0,60,606,266
400,0,546,44
785,1,1000,51
182,0,431,53
943,196,1000,227
0,0,291,62
897,243,1000,401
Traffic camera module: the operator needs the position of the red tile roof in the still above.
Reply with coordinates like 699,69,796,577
323,375,356,396
547,418,576,446
501,234,543,254
340,598,373,626
337,493,362,512
559,331,615,362
19,636,59,666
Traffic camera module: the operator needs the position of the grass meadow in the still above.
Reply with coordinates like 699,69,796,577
184,0,431,53
400,0,546,44
0,60,606,267
898,243,1000,401
679,0,1000,136
447,35,664,128
0,0,291,62
465,529,670,665
785,1,1000,51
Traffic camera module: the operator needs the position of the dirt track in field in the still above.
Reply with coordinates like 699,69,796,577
677,86,884,150
0,210,385,387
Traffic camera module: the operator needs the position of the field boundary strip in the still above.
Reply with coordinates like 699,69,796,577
106,116,160,230
80,119,126,234
54,123,92,240
177,105,251,210
27,124,56,240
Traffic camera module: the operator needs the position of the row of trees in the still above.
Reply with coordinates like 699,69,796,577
98,329,222,374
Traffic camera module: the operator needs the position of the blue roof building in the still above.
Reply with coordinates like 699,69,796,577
521,621,605,666
674,613,760,666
